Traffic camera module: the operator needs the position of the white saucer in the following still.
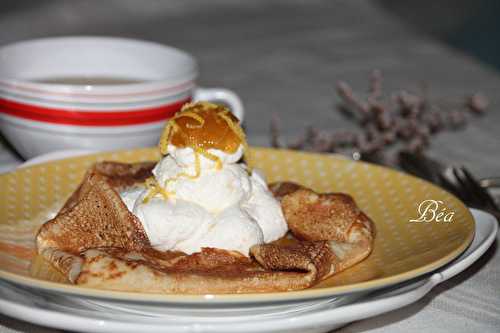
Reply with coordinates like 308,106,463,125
0,209,496,333
18,149,99,168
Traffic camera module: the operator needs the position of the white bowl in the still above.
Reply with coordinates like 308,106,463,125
0,37,244,159
1,115,164,158
0,36,198,103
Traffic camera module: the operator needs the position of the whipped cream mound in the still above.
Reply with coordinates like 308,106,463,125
153,145,250,213
120,144,288,256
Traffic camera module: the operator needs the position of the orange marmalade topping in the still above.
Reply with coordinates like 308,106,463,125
159,102,245,155
146,102,247,202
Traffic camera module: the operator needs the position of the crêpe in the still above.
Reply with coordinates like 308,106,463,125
36,161,375,294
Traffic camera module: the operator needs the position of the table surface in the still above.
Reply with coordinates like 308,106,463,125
0,1,499,332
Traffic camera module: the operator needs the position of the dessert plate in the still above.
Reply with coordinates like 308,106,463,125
0,147,475,304
0,209,493,333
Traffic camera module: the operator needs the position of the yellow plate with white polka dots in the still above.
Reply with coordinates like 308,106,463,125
0,147,474,304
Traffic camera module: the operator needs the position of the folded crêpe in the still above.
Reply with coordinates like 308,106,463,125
36,161,375,294
36,101,374,294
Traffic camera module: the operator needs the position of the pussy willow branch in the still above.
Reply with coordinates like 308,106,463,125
270,70,489,166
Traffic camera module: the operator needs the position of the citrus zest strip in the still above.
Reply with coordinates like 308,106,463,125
143,177,174,203
147,102,247,202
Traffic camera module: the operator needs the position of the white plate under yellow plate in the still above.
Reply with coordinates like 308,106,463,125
0,147,475,304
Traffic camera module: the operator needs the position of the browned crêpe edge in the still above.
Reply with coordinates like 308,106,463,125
92,161,155,189
36,162,153,282
263,182,375,275
75,247,318,293
59,161,155,216
268,181,303,201
36,167,375,293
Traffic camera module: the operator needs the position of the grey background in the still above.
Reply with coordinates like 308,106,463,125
0,0,499,176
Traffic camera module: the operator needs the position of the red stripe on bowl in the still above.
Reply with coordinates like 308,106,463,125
0,97,190,126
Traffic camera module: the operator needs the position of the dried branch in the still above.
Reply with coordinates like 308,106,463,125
336,81,370,120
467,93,489,114
269,71,489,166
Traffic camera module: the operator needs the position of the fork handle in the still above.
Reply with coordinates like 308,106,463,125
480,177,500,188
